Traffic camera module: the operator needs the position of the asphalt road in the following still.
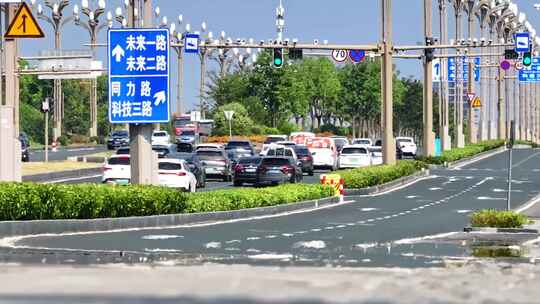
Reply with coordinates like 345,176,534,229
29,145,108,162
10,148,540,267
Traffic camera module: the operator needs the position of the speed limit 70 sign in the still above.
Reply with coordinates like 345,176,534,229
331,50,348,63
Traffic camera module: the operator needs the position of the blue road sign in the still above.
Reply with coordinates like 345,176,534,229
448,57,480,82
349,50,365,63
515,32,530,53
518,57,540,82
184,33,200,54
108,28,170,124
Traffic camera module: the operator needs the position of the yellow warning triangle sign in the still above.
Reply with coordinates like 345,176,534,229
4,2,45,39
471,97,482,108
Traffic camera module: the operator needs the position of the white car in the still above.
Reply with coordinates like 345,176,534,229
369,146,383,165
352,138,373,147
196,143,223,150
158,159,197,192
338,145,372,169
261,135,288,155
396,137,418,157
152,131,170,146
306,137,338,170
102,155,131,185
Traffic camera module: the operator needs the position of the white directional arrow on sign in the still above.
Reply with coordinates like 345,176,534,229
112,45,125,62
153,91,166,106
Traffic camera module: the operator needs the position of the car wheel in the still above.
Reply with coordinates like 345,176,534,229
200,174,206,188
308,170,314,176
233,180,242,187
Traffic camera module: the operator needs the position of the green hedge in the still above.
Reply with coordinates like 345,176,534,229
418,140,505,165
470,209,528,228
0,183,333,221
335,160,427,189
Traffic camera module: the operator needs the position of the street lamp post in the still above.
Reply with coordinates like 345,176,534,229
31,0,75,143
73,0,111,138
464,0,478,144
381,0,396,165
476,1,490,141
438,0,451,151
422,0,435,157
198,23,212,120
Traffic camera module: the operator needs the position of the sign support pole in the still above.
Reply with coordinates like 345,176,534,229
44,108,48,163
467,5,477,144
128,0,158,185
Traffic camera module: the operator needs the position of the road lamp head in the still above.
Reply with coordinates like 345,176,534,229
201,21,207,32
154,6,160,17
185,23,191,32
178,14,183,25
169,22,176,35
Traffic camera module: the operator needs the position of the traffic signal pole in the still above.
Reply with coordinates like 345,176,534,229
423,0,435,157
466,2,477,144
381,0,396,165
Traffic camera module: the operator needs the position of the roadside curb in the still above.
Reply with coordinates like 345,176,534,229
67,156,106,163
427,146,506,170
22,167,102,183
464,227,539,234
0,197,340,238
29,144,102,152
343,169,429,196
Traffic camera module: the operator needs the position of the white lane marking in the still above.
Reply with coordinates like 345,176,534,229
225,240,241,244
354,242,378,250
453,148,506,169
406,195,418,199
204,242,221,249
141,235,183,240
393,232,459,244
360,208,379,212
45,174,102,184
293,240,326,249
516,194,540,214
144,248,183,253
512,150,540,168
281,233,294,237
477,196,506,201
429,187,442,191
456,210,473,214
493,188,522,193
265,235,277,239
248,253,293,260
246,237,260,241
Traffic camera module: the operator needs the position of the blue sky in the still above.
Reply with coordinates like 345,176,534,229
21,0,540,113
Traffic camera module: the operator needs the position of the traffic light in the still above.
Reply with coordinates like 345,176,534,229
424,37,435,62
523,52,532,66
273,48,284,68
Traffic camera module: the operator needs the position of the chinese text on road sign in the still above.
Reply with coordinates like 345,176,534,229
518,57,540,82
448,57,480,82
108,29,170,124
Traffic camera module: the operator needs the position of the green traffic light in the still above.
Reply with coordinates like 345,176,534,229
523,52,532,66
274,58,283,66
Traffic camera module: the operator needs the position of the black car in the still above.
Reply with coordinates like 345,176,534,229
116,145,171,158
225,140,255,155
293,145,314,176
233,156,262,187
256,157,303,186
170,152,206,188
19,134,29,162
107,130,129,150
176,142,194,153
227,149,254,168
374,139,403,159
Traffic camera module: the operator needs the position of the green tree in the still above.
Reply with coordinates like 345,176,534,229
276,63,309,128
212,103,255,136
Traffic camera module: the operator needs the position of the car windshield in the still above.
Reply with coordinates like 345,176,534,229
239,157,261,165
341,147,368,155
397,138,413,143
374,140,382,146
264,137,283,144
111,131,128,137
354,140,371,145
159,162,182,170
369,147,382,153
262,158,290,166
153,132,167,137
153,147,169,154
267,148,290,157
294,147,310,155
226,142,250,148
182,130,195,136
108,157,130,165
197,150,224,160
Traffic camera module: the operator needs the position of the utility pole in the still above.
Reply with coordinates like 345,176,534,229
439,0,451,151
129,0,158,185
0,3,21,182
496,23,506,140
478,5,489,141
465,0,477,144
423,0,435,157
381,0,395,165
453,1,465,148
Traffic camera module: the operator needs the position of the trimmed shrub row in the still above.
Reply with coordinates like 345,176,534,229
470,209,528,228
0,183,333,221
336,160,427,189
418,140,505,165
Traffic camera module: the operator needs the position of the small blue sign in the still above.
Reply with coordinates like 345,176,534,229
519,57,540,82
108,28,170,124
448,57,480,82
515,32,530,53
349,50,365,63
184,33,200,54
